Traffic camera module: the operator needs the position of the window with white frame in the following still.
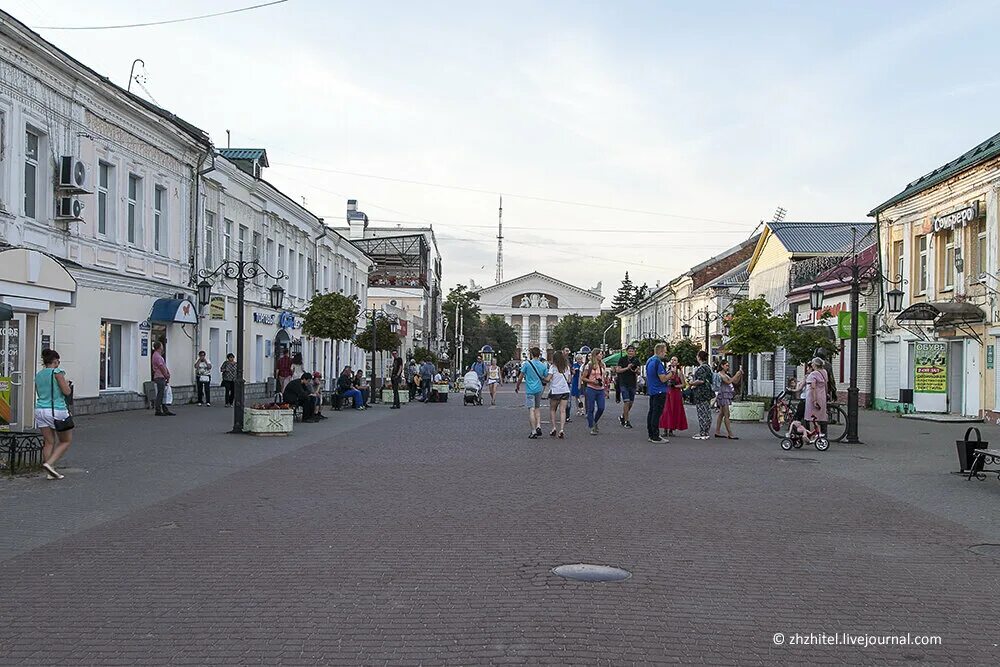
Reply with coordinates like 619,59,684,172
223,219,233,260
127,174,142,244
265,238,274,274
238,224,248,256
942,230,956,291
893,240,903,282
917,235,928,294
99,320,124,390
205,212,215,268
24,129,39,219
277,243,285,278
154,185,166,253
252,231,262,285
98,162,113,237
977,220,987,279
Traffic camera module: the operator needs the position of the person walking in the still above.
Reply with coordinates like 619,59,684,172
220,353,237,407
390,351,403,409
35,348,74,480
151,341,174,416
581,348,608,435
546,350,571,439
407,359,419,400
515,346,549,439
806,357,829,434
615,344,641,429
419,359,435,402
560,347,574,422
487,360,501,405
713,359,744,439
275,349,293,391
690,350,715,439
645,343,669,443
660,356,688,438
194,350,212,406
570,353,584,417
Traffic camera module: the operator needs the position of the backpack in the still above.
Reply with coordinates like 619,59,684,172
711,371,722,394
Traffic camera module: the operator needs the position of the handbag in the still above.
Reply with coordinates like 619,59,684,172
528,360,550,398
50,371,75,432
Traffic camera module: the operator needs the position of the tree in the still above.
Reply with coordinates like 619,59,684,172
443,284,482,361
611,272,636,314
633,283,650,306
583,311,621,351
478,315,518,366
724,297,792,356
550,314,588,351
633,338,669,363
670,338,701,367
783,325,838,366
354,318,401,353
412,346,438,363
302,292,359,342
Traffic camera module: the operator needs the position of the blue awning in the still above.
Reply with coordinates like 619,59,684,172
150,298,197,324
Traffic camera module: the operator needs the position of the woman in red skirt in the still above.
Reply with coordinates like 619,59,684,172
659,356,688,438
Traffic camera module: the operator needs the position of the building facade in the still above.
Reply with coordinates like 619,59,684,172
871,131,999,419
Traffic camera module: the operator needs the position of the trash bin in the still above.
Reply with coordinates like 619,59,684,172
956,427,988,473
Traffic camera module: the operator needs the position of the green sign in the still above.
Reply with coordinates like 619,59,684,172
914,342,947,394
837,311,867,339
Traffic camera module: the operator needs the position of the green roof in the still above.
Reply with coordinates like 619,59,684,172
217,148,269,166
870,131,1000,216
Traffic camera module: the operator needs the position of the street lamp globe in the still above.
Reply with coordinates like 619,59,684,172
269,282,285,310
680,322,692,339
886,287,905,313
197,279,213,308
809,284,825,311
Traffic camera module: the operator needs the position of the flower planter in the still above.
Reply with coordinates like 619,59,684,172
382,389,408,404
729,401,765,422
243,408,294,436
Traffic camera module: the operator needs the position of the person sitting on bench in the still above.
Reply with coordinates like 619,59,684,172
283,372,319,422
310,371,327,420
337,366,366,410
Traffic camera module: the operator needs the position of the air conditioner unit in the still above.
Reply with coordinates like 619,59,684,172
58,156,91,193
55,195,84,221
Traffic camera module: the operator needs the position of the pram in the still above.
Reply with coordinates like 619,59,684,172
463,371,483,406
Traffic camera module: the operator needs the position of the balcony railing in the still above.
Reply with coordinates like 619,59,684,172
789,256,846,289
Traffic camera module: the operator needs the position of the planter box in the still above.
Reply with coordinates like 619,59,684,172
243,408,294,436
382,390,409,404
729,401,765,422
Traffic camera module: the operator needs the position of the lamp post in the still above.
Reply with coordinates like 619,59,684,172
368,307,399,402
198,252,286,434
681,307,726,358
809,226,905,444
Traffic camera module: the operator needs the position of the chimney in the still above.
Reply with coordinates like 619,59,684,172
346,199,368,240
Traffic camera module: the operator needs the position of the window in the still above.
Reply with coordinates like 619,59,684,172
893,240,903,282
205,212,215,268
99,321,123,390
223,219,233,260
265,238,274,274
98,162,112,237
277,243,285,277
154,185,166,253
24,130,39,218
288,248,297,296
238,224,248,256
127,174,141,244
943,230,955,291
917,235,928,294
978,220,987,279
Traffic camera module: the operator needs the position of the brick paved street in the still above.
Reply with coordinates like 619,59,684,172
2,391,1000,664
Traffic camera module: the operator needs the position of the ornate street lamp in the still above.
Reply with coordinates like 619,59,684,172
809,284,825,311
199,252,286,434
680,322,692,339
886,287,904,313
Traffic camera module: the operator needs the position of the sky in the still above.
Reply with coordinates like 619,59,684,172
10,0,1000,303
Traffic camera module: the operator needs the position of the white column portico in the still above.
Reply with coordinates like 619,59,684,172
521,316,530,353
539,315,548,353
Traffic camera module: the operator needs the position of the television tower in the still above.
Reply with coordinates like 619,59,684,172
495,195,504,284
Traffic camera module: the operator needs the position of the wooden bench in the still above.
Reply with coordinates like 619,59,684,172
966,448,1000,481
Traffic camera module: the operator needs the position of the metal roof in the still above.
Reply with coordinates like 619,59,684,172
217,148,269,166
870,130,1000,216
767,222,876,255
709,259,749,290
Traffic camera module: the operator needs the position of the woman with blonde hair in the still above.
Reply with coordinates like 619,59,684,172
546,350,572,439
580,348,609,435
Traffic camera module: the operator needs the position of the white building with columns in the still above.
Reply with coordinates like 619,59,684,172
475,272,604,357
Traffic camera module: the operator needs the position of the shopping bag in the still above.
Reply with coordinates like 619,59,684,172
164,384,174,405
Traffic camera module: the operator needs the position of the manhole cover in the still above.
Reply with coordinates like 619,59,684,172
552,563,631,582
969,544,1000,559
776,457,818,463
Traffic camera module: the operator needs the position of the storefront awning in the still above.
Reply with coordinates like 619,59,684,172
0,247,77,312
896,301,985,329
0,303,12,321
150,298,197,324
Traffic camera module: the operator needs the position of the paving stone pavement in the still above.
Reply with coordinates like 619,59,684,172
2,390,1000,664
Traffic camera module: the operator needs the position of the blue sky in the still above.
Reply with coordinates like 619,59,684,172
11,0,1000,300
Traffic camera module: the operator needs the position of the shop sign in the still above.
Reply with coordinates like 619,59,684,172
41,334,50,352
253,312,276,325
988,344,995,370
141,335,149,357
836,311,867,338
795,311,813,326
0,377,10,429
209,296,226,320
278,312,301,329
138,320,151,332
914,342,947,394
933,202,980,233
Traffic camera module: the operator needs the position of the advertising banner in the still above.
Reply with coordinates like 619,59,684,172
914,342,947,393
0,377,11,429
837,311,868,339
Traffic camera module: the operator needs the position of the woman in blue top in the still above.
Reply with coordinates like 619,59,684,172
570,354,583,416
34,348,74,480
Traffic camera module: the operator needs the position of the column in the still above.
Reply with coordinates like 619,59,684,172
520,315,529,357
539,314,548,355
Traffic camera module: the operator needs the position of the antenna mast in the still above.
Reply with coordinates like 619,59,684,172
495,195,504,284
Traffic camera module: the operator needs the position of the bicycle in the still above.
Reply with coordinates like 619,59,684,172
767,390,848,443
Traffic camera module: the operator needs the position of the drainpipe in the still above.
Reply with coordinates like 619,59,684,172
191,149,216,358
870,213,885,409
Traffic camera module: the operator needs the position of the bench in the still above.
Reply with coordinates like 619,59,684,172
966,448,1000,481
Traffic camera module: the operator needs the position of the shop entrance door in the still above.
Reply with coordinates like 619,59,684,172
0,315,25,431
947,341,964,414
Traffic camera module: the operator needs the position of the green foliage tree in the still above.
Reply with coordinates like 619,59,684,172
412,346,438,363
724,297,792,356
550,314,588,351
670,338,701,367
354,318,401,353
478,314,518,366
633,338,669,363
301,292,359,342
443,284,483,361
611,272,636,314
633,283,650,306
783,324,839,366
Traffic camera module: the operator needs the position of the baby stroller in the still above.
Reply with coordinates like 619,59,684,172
780,419,829,452
463,370,483,406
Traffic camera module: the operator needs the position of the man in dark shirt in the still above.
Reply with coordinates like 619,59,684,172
390,351,404,409
616,345,641,428
283,372,317,422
